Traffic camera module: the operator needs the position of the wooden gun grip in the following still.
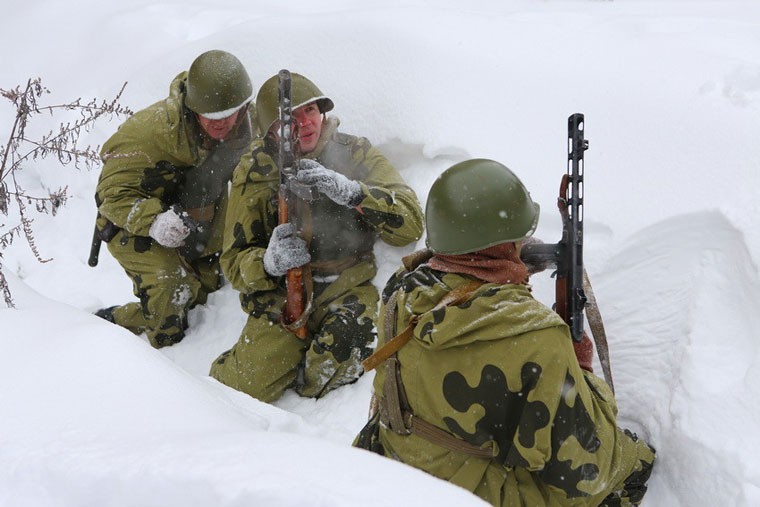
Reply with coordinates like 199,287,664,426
278,194,308,339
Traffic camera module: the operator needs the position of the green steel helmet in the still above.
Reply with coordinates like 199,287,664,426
255,72,334,133
425,159,540,254
185,50,253,118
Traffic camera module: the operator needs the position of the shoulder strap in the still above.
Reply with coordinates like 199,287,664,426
372,279,497,459
362,280,484,372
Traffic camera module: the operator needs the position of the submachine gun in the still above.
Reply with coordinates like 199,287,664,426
277,69,316,339
520,113,614,392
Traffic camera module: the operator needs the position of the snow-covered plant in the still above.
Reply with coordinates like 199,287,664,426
0,78,132,307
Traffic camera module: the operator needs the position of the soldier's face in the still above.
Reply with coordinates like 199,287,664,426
197,111,240,141
292,102,323,154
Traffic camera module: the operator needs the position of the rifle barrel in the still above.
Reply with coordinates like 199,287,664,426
566,113,588,342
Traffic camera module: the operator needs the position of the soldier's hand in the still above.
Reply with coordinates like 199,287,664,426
149,208,191,248
295,159,364,207
521,236,551,275
574,332,595,373
263,223,311,277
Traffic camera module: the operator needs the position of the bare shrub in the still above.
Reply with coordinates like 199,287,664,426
0,78,132,307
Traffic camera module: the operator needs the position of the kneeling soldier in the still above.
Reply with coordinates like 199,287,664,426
355,159,655,507
209,73,423,402
94,50,255,348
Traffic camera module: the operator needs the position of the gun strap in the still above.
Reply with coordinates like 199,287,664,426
362,280,483,372
583,269,615,393
375,282,495,459
363,321,415,373
178,115,252,211
177,115,253,261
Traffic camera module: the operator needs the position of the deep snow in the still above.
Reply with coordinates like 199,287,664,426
2,1,760,506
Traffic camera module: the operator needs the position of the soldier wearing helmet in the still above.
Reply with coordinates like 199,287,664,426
209,72,424,402
93,50,256,348
354,159,656,507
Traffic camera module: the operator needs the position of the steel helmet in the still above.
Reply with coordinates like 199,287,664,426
425,159,540,254
255,72,334,134
185,50,253,118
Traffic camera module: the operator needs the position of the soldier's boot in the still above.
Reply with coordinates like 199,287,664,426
94,306,117,323
94,302,147,335
100,293,190,348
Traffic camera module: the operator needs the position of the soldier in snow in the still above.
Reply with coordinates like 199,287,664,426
93,50,256,348
209,72,423,402
355,159,656,506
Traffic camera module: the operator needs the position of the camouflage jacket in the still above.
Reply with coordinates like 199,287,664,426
96,72,255,258
221,117,424,296
374,265,652,506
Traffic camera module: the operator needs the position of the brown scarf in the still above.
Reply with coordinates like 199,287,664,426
428,243,529,285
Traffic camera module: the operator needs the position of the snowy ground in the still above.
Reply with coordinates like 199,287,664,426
2,0,760,506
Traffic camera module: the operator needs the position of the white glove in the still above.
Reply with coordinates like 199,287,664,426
263,223,311,277
148,208,191,248
295,159,363,207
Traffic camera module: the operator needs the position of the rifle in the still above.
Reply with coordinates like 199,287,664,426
88,224,102,267
88,210,119,267
277,69,314,339
521,113,614,391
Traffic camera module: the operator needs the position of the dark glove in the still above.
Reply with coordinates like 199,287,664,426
263,223,311,277
148,208,191,248
295,159,363,207
574,332,594,372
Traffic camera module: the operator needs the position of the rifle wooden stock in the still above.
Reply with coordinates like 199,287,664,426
278,192,308,339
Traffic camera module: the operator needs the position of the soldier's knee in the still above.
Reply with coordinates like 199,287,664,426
319,312,375,362
209,348,290,403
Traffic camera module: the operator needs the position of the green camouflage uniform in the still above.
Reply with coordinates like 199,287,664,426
95,72,255,348
209,117,424,402
356,264,655,507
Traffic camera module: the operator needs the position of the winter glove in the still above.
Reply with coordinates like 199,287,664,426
295,159,364,207
573,332,595,373
148,208,191,248
263,223,311,277
521,236,551,275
